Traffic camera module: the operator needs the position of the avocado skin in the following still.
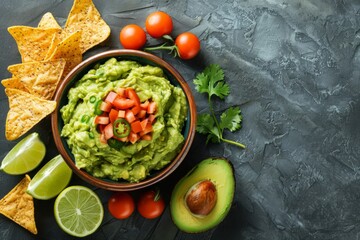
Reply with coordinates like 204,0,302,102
170,157,235,233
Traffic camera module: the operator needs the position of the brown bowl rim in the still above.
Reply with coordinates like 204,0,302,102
51,49,197,191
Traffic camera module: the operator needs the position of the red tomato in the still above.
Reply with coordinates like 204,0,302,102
137,190,165,219
175,32,201,60
113,98,135,109
145,11,173,38
120,24,147,49
108,192,135,219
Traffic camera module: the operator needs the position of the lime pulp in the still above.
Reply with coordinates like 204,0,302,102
54,186,104,237
0,132,46,174
27,155,72,200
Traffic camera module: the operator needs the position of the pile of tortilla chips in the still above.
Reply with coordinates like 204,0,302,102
2,0,111,141
0,175,37,234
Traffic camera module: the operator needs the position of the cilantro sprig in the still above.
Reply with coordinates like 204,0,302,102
193,64,246,149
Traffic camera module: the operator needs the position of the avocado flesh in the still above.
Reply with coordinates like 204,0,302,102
170,157,235,233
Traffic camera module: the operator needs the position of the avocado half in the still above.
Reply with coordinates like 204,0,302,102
170,157,235,233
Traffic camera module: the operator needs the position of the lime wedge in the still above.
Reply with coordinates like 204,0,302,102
0,132,46,174
54,186,104,237
27,155,72,200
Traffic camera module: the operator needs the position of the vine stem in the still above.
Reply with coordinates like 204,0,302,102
209,95,246,149
208,95,222,135
221,137,246,149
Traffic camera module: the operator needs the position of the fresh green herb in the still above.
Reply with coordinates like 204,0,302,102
193,64,245,149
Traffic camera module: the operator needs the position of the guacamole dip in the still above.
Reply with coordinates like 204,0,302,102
60,58,188,182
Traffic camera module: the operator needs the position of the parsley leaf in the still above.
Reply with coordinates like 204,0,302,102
193,64,245,149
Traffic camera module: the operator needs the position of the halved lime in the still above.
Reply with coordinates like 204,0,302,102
54,186,104,237
0,132,46,174
27,155,72,200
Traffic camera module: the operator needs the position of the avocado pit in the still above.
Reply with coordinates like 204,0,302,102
185,180,217,217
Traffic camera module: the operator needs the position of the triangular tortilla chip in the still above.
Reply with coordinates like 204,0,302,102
8,26,61,62
64,0,110,53
5,88,56,141
38,12,62,29
0,175,37,234
8,59,66,100
1,78,29,93
38,13,65,58
46,31,83,80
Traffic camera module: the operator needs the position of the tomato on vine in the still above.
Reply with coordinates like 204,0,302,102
145,11,173,38
144,32,200,60
119,24,147,50
174,32,201,60
137,189,165,219
108,192,135,219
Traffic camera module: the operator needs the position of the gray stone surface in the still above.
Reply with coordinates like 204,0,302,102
0,0,360,239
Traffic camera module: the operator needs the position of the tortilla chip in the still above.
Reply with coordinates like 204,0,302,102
38,13,65,58
5,88,56,141
46,31,82,79
8,59,66,100
1,78,29,93
64,0,111,53
38,12,62,29
8,26,61,62
0,175,37,234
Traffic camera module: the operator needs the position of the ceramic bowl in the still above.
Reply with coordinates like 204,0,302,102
51,49,196,191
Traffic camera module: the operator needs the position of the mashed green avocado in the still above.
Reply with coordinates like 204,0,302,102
60,58,188,182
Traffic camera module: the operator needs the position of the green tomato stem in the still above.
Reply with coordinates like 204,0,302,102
154,188,161,202
143,43,180,58
162,34,174,42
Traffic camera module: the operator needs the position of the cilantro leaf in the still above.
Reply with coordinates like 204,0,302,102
193,64,229,99
193,64,246,149
196,114,221,144
219,106,242,132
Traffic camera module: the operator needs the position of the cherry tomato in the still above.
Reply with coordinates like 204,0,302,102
119,24,146,50
175,32,201,60
108,192,135,219
145,11,173,38
137,190,165,219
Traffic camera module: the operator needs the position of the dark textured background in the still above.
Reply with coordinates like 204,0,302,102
1,0,360,239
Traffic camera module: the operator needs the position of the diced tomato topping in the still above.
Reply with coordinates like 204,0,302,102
95,88,156,145
113,97,135,109
94,116,109,125
131,105,141,115
131,120,142,133
125,110,136,123
140,119,148,131
105,91,118,103
140,100,149,109
104,123,114,140
126,88,141,106
100,133,107,143
140,122,153,136
129,132,140,144
147,101,156,114
148,114,156,123
117,87,126,98
141,134,152,141
97,123,105,133
100,101,112,112
137,110,147,119
109,109,119,123
118,110,126,118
